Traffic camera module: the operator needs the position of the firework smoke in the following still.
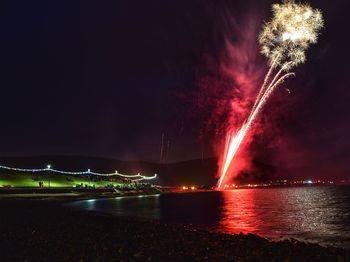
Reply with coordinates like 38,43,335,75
218,0,324,188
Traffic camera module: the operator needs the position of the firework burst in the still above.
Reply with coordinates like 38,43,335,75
218,0,324,188
260,0,324,69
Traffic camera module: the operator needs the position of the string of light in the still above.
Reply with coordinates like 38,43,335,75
0,164,157,181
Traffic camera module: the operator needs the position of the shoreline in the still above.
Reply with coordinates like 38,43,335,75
0,198,349,261
0,187,165,201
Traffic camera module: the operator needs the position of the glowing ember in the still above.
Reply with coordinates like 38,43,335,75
218,0,324,188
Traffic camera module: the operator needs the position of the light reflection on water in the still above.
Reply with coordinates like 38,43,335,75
71,187,350,248
78,194,161,220
218,187,350,245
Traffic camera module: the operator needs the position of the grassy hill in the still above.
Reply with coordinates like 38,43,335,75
0,171,122,188
0,156,139,188
0,155,219,187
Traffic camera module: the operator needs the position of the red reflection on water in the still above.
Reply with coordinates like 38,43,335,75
219,189,259,234
218,189,295,237
218,188,331,238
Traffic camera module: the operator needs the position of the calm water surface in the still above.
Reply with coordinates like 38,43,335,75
71,186,350,248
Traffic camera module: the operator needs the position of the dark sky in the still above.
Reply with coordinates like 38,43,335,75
0,0,349,174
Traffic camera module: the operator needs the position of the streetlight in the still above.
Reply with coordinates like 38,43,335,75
47,164,51,188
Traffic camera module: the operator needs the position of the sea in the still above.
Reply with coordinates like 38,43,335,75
70,186,350,249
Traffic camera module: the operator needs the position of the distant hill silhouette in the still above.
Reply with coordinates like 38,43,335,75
0,155,321,186
0,155,217,186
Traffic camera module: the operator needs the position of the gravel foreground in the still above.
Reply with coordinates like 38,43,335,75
0,200,349,262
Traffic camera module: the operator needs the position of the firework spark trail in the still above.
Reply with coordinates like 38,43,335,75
217,0,324,188
250,55,280,114
218,122,247,187
220,133,231,172
218,69,294,188
218,58,284,187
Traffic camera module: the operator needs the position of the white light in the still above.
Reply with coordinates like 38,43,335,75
47,165,51,169
290,32,300,41
282,32,290,41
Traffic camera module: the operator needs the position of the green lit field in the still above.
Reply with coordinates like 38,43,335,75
0,172,124,188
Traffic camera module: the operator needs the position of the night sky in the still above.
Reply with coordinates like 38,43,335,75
1,0,349,176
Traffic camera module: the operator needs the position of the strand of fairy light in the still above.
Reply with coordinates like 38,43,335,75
0,164,157,181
